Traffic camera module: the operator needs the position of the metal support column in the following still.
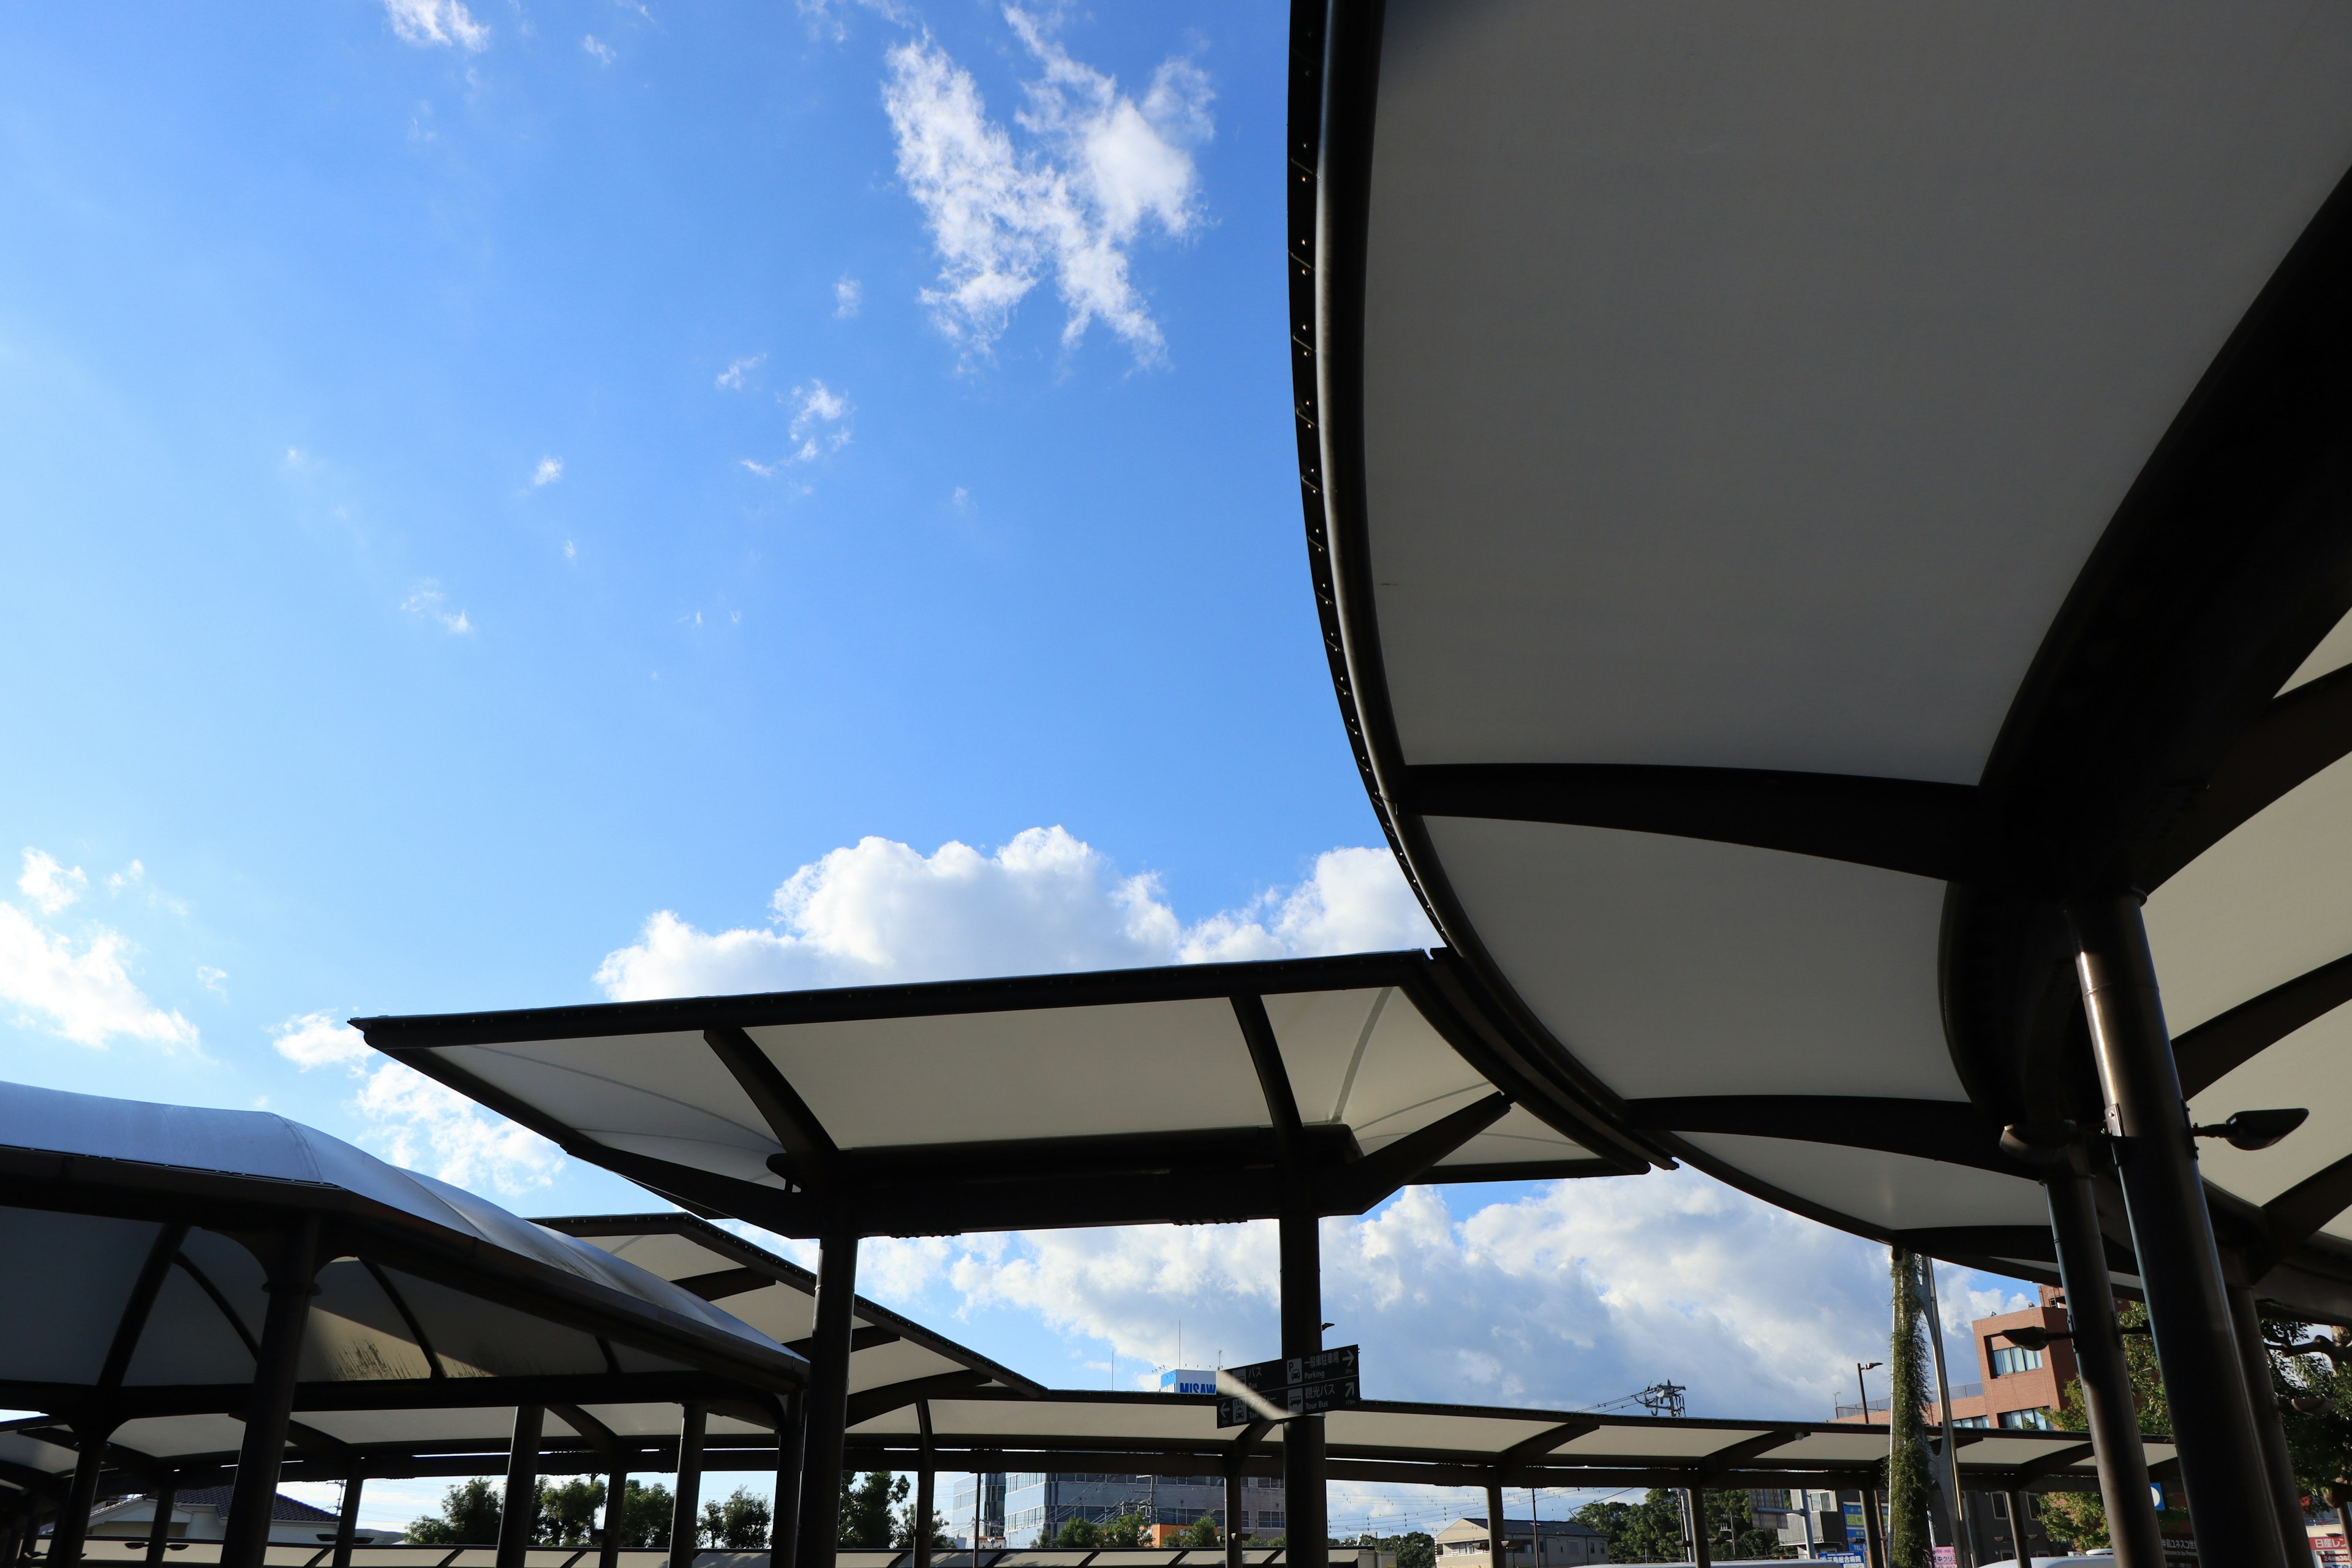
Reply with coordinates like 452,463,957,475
2002,1491,2028,1564
599,1468,628,1568
2227,1279,2307,1566
669,1404,707,1568
772,1394,804,1568
2041,1158,2162,1568
1861,1488,1886,1568
1223,1455,1243,1568
2071,895,2286,1568
145,1476,178,1565
333,1478,365,1568
1686,1488,1711,1568
50,1424,115,1568
914,1403,935,1568
1280,1206,1327,1568
1483,1479,1505,1568
497,1406,544,1568
224,1218,320,1568
793,1228,859,1568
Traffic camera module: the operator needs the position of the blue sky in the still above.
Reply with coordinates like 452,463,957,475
0,0,2032,1535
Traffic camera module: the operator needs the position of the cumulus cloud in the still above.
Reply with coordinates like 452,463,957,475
881,10,1212,361
849,1171,2018,1424
0,872,198,1050
532,456,564,486
274,1012,564,1195
595,827,1433,1000
402,581,473,635
383,0,488,51
18,849,86,914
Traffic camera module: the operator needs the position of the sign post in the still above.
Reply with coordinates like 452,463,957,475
1216,1346,1362,1428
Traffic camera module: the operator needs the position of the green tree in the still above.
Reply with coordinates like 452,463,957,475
892,1493,956,1550
1569,1491,1768,1563
2277,1325,2352,1511
1886,1248,1933,1568
701,1487,773,1550
408,1479,505,1544
535,1479,605,1546
1052,1517,1101,1548
619,1481,677,1549
840,1472,907,1548
1180,1520,1224,1550
1097,1513,1147,1548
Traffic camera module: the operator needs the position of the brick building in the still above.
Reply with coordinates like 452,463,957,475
1836,1284,2076,1431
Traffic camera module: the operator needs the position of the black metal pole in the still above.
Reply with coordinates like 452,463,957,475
914,1420,935,1568
772,1395,804,1568
2003,1491,2027,1564
599,1468,627,1568
1483,1479,1504,1568
1861,1488,1886,1568
2041,1161,2163,1568
50,1425,115,1568
794,1228,859,1568
145,1476,178,1566
1686,1488,1711,1568
1224,1455,1244,1568
2070,895,2286,1568
2226,1280,2307,1566
497,1406,544,1568
333,1477,364,1568
1280,1207,1325,1568
224,1218,320,1568
669,1404,707,1568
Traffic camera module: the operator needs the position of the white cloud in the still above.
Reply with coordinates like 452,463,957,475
851,1172,2022,1423
18,850,86,914
563,539,577,562
532,456,564,486
196,965,228,997
0,898,198,1051
383,0,489,51
594,826,1433,1000
834,276,863,318
952,485,972,511
881,10,1212,361
274,1012,564,1194
785,381,852,462
105,859,144,893
717,353,766,390
583,34,615,65
741,458,779,478
402,581,473,635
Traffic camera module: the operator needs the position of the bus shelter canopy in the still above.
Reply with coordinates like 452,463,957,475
1289,0,2352,1316
354,954,1633,1239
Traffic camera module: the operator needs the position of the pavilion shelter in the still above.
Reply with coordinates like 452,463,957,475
353,951,1643,1568
1284,2,2352,1563
0,1084,805,1568
537,1213,1043,1568
842,1389,2140,1568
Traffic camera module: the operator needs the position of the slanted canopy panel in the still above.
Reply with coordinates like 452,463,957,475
0,1082,807,1414
843,1392,2135,1493
1294,0,2352,1307
357,954,1637,1240
541,1214,1040,1414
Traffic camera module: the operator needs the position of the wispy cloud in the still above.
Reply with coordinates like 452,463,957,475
383,0,489,51
196,965,228,997
583,34,616,65
786,381,851,461
834,277,863,318
0,853,198,1051
402,581,473,635
274,1012,564,1194
532,456,564,486
717,353,766,391
881,10,1212,362
17,850,86,915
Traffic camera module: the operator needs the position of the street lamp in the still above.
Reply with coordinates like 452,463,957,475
1855,1362,1882,1421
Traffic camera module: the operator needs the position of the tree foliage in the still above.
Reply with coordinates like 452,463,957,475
892,1494,956,1550
838,1472,906,1549
405,1477,675,1548
1885,1248,1934,1568
701,1487,773,1550
1569,1490,1776,1562
1178,1519,1224,1549
2273,1324,2352,1511
1352,1531,1434,1568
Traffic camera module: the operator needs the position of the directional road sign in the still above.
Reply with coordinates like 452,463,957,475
1215,1345,1362,1427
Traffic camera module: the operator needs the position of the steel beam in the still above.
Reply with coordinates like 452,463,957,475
2226,1280,2307,1567
144,1475,178,1566
49,1423,115,1568
669,1405,706,1568
334,1477,365,1568
1280,1205,1326,1568
497,1406,543,1568
793,1228,858,1568
772,1394,804,1568
2071,895,2285,1568
2041,1159,2162,1568
599,1468,627,1568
